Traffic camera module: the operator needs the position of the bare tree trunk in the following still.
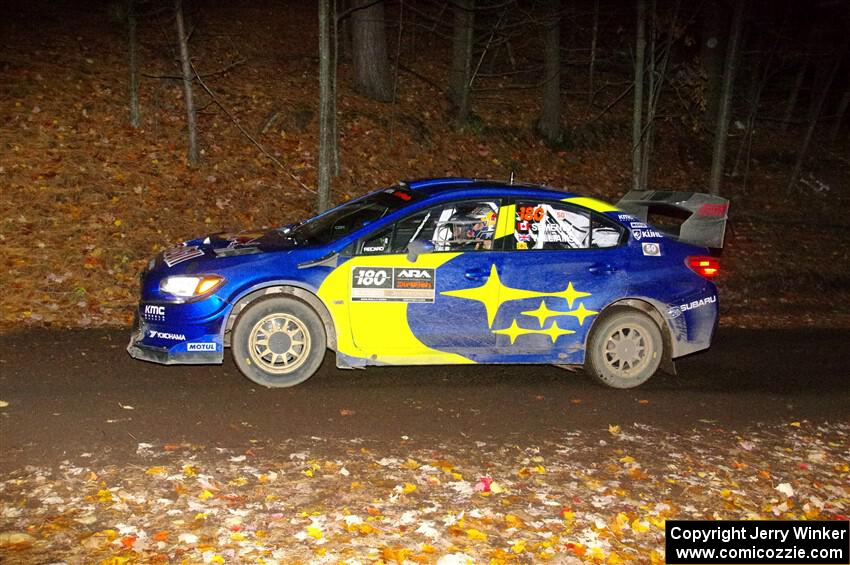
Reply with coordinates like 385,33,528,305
781,54,808,130
537,0,562,144
732,22,782,180
128,0,140,128
450,0,474,125
632,0,646,192
708,0,744,196
337,0,352,62
174,0,199,166
831,88,850,142
701,0,726,131
351,0,393,102
588,0,598,107
318,0,333,212
787,43,848,192
332,0,340,175
640,0,655,190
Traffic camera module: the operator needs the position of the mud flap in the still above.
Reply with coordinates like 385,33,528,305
617,191,729,248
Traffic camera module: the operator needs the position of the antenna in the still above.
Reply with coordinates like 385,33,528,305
509,171,515,185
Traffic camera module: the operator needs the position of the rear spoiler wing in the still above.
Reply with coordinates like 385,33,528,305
616,190,730,248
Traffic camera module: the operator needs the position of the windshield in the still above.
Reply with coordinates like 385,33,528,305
292,187,423,246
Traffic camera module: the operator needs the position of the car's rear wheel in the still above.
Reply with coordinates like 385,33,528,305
585,308,662,389
232,296,326,387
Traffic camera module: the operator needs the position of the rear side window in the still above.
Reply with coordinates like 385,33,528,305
512,201,623,250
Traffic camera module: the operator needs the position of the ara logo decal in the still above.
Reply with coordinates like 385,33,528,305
143,304,165,321
163,245,204,267
351,267,435,303
148,330,186,341
397,269,432,279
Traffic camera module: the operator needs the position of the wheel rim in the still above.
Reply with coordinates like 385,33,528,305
602,323,652,379
248,313,311,374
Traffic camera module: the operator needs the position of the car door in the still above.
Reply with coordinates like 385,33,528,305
487,199,629,364
345,199,505,361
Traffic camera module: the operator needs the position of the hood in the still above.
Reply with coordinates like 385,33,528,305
159,226,300,269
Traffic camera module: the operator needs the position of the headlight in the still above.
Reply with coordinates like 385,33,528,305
159,275,225,299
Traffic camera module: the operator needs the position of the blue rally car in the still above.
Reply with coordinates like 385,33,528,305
128,178,728,389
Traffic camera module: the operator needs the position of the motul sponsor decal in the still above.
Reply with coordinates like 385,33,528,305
351,267,436,302
187,342,216,351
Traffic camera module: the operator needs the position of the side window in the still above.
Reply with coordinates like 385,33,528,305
360,226,392,255
429,201,499,251
513,201,590,250
358,200,500,255
591,214,624,248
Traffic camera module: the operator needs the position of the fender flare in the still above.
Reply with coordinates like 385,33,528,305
586,297,676,375
222,284,338,351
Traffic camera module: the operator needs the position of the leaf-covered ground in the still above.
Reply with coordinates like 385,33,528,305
1,421,848,563
2,1,850,334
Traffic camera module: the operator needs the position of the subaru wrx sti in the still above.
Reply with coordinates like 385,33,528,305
128,178,728,388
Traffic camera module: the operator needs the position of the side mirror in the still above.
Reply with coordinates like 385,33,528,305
406,239,434,262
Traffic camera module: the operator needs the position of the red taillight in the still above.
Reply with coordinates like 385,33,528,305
687,256,720,278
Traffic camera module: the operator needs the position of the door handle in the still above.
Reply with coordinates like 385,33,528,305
464,268,489,281
588,263,616,275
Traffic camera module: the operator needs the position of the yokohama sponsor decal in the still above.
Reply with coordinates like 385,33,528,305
148,329,186,341
351,267,436,303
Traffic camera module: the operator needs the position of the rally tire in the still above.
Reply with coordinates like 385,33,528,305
585,308,662,389
231,296,326,388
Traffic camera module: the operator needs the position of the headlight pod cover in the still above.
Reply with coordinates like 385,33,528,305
159,275,225,299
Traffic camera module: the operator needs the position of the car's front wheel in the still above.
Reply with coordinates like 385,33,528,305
232,296,326,387
585,308,662,389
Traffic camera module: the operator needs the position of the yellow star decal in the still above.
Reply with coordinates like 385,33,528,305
440,264,505,328
564,302,598,326
559,282,592,309
493,319,575,344
441,265,593,328
521,300,562,327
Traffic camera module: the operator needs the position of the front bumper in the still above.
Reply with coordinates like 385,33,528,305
127,341,222,365
127,313,224,366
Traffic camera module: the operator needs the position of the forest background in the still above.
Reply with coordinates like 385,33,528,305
1,0,849,333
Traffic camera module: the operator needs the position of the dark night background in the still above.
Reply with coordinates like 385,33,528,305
1,0,849,331
1,1,849,562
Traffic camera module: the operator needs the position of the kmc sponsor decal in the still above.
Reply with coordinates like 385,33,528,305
143,304,165,322
187,342,216,352
148,330,186,341
351,267,436,303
